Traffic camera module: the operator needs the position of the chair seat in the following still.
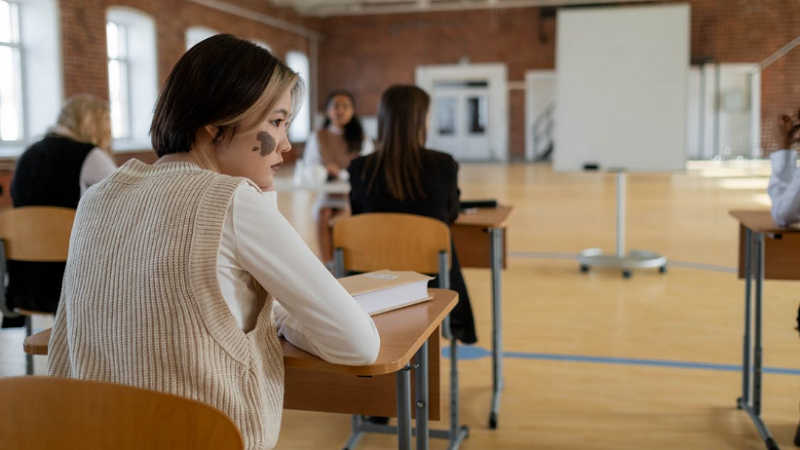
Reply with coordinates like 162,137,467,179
14,308,54,316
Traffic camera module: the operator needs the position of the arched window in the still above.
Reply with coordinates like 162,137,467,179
0,0,62,154
286,51,310,142
106,7,157,149
186,26,218,50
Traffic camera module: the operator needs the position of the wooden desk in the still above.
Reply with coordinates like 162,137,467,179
730,210,800,450
24,289,458,450
452,205,513,429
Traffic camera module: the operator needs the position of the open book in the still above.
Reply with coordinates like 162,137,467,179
339,270,433,316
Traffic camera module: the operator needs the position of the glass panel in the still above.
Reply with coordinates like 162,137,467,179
106,22,118,58
436,97,457,136
0,1,19,44
466,96,487,135
108,59,130,139
286,52,310,142
0,45,22,140
107,22,127,59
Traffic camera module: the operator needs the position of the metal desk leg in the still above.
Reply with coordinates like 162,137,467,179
739,228,752,407
416,341,429,450
396,363,412,450
737,231,779,450
489,227,504,429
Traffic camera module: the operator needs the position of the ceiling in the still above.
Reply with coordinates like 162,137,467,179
270,0,662,17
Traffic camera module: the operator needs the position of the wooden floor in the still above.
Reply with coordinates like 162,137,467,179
2,161,798,449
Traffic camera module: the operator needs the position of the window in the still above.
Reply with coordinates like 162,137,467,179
186,26,218,50
0,0,62,155
0,0,22,141
106,8,157,149
286,51,310,142
106,21,130,139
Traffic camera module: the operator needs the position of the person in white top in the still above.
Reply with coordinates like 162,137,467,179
47,35,379,450
767,108,800,227
765,108,800,447
297,91,374,265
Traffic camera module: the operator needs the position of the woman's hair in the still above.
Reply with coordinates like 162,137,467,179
322,90,364,154
365,85,429,201
151,34,303,156
55,95,112,154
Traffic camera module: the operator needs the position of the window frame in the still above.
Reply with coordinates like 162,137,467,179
0,0,25,143
106,20,133,140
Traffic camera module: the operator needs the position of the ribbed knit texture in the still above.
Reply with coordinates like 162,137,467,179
47,159,285,450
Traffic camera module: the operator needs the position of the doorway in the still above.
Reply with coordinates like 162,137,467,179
416,64,508,161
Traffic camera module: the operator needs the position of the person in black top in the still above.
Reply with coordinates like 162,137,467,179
2,95,116,328
348,85,477,344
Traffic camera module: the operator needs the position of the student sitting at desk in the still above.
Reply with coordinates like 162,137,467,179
47,35,380,450
299,90,374,267
767,108,800,227
348,85,477,345
766,108,800,447
2,95,116,328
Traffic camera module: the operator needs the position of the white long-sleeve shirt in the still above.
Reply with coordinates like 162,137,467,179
767,149,800,227
299,126,374,183
80,148,117,195
217,183,380,365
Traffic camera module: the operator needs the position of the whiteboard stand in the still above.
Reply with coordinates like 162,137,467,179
577,171,668,278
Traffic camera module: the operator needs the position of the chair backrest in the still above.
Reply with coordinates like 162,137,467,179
0,206,76,261
333,213,451,276
0,376,244,450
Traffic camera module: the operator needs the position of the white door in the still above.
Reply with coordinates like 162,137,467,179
430,83,491,160
416,64,507,161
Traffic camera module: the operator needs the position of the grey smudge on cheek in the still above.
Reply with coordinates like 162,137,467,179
255,131,276,157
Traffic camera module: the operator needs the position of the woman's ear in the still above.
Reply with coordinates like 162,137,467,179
203,124,219,140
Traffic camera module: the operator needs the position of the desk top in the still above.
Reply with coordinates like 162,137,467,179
282,288,457,376
23,289,457,376
729,210,800,234
455,205,513,228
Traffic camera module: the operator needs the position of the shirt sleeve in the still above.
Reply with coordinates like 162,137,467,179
79,148,117,195
767,149,800,227
231,185,380,365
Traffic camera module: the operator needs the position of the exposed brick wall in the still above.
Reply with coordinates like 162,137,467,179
58,0,318,163
61,0,318,100
317,0,800,158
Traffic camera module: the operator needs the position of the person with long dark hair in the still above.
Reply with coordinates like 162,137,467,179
47,35,379,450
348,84,477,344
298,91,374,265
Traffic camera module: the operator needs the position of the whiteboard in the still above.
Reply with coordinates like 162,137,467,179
554,4,690,172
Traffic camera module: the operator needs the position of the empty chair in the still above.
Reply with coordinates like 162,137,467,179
333,212,469,448
0,376,243,450
0,206,75,374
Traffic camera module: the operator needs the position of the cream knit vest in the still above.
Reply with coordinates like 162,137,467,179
47,159,285,450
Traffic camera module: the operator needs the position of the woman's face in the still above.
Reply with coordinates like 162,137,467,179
326,95,355,129
214,89,293,191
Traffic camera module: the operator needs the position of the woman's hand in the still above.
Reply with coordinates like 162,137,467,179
778,109,800,150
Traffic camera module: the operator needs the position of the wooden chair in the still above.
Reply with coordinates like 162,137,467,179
0,206,75,374
332,212,469,448
0,376,243,450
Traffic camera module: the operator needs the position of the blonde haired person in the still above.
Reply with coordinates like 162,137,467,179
47,35,379,450
2,95,116,328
